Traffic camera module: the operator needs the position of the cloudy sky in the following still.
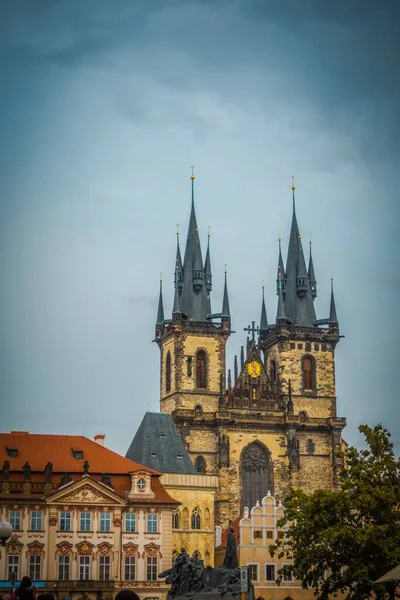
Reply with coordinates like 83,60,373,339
1,0,399,457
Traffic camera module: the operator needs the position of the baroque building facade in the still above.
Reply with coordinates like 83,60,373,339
0,432,177,600
154,174,346,530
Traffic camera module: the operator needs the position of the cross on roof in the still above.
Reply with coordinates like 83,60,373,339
244,321,259,340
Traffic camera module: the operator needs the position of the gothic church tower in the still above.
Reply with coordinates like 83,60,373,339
155,175,346,529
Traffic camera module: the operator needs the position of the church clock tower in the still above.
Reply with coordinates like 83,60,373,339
154,174,346,530
155,170,231,475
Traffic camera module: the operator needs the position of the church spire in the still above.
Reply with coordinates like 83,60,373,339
179,168,209,320
260,284,268,331
308,236,317,299
222,268,230,317
204,227,212,315
156,275,164,324
329,278,338,328
175,225,183,293
276,234,286,296
283,180,316,327
276,271,287,324
172,267,181,316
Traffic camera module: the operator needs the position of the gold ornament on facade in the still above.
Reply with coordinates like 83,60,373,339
143,542,162,558
247,360,261,378
123,542,139,557
5,536,23,555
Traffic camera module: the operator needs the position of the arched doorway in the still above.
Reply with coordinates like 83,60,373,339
240,442,273,510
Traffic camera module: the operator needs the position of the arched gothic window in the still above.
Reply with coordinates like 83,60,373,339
196,350,207,388
240,442,273,511
302,355,315,391
195,456,206,474
166,352,171,393
191,507,201,530
172,508,180,529
270,360,277,382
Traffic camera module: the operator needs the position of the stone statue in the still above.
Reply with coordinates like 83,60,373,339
44,462,53,483
83,461,90,474
2,460,10,480
100,473,113,488
59,473,72,487
223,527,238,569
23,462,31,481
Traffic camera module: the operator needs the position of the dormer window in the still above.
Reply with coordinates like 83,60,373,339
7,448,18,458
137,478,146,491
72,449,84,459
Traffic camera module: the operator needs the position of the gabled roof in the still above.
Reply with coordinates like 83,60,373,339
126,413,196,474
0,432,157,475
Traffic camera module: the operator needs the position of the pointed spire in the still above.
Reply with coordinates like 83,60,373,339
240,346,244,371
308,236,317,299
283,180,316,326
180,167,209,320
204,227,212,292
222,268,230,317
156,274,164,324
172,268,181,315
276,271,287,324
292,176,296,215
260,284,268,331
228,368,232,389
276,234,286,295
234,355,238,383
175,225,183,291
329,278,338,326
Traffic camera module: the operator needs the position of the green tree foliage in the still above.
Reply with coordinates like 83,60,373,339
270,425,400,600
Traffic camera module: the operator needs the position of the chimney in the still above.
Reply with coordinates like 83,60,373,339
94,434,105,446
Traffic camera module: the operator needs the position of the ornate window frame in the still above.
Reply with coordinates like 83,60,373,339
302,354,316,395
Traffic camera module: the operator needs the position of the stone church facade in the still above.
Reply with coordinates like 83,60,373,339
154,173,346,530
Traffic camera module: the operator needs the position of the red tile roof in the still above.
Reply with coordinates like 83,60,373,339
0,432,158,474
0,433,178,505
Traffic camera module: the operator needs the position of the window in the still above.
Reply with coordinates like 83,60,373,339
307,439,315,454
29,555,41,580
191,507,201,530
196,350,207,388
172,508,180,529
248,564,259,582
270,360,277,382
80,512,91,531
125,556,136,581
195,455,206,474
240,442,273,511
60,511,71,531
147,514,158,533
195,404,202,415
100,512,111,532
7,448,18,458
125,513,136,532
265,564,276,581
147,556,158,581
31,511,42,531
254,530,262,539
166,352,171,393
303,356,314,391
8,555,19,581
137,478,146,491
9,510,21,530
266,530,273,539
72,449,84,459
58,556,70,581
79,556,90,580
99,556,110,581
282,564,294,582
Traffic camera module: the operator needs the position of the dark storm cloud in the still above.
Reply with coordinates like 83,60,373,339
0,0,399,454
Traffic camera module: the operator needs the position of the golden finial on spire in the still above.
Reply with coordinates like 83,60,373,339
224,264,227,274
176,259,179,269
262,278,265,290
176,224,179,236
191,165,195,180
291,175,296,190
309,232,312,245
160,272,162,282
278,229,281,242
208,225,211,238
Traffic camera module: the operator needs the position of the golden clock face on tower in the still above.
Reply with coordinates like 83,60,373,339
247,360,261,378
